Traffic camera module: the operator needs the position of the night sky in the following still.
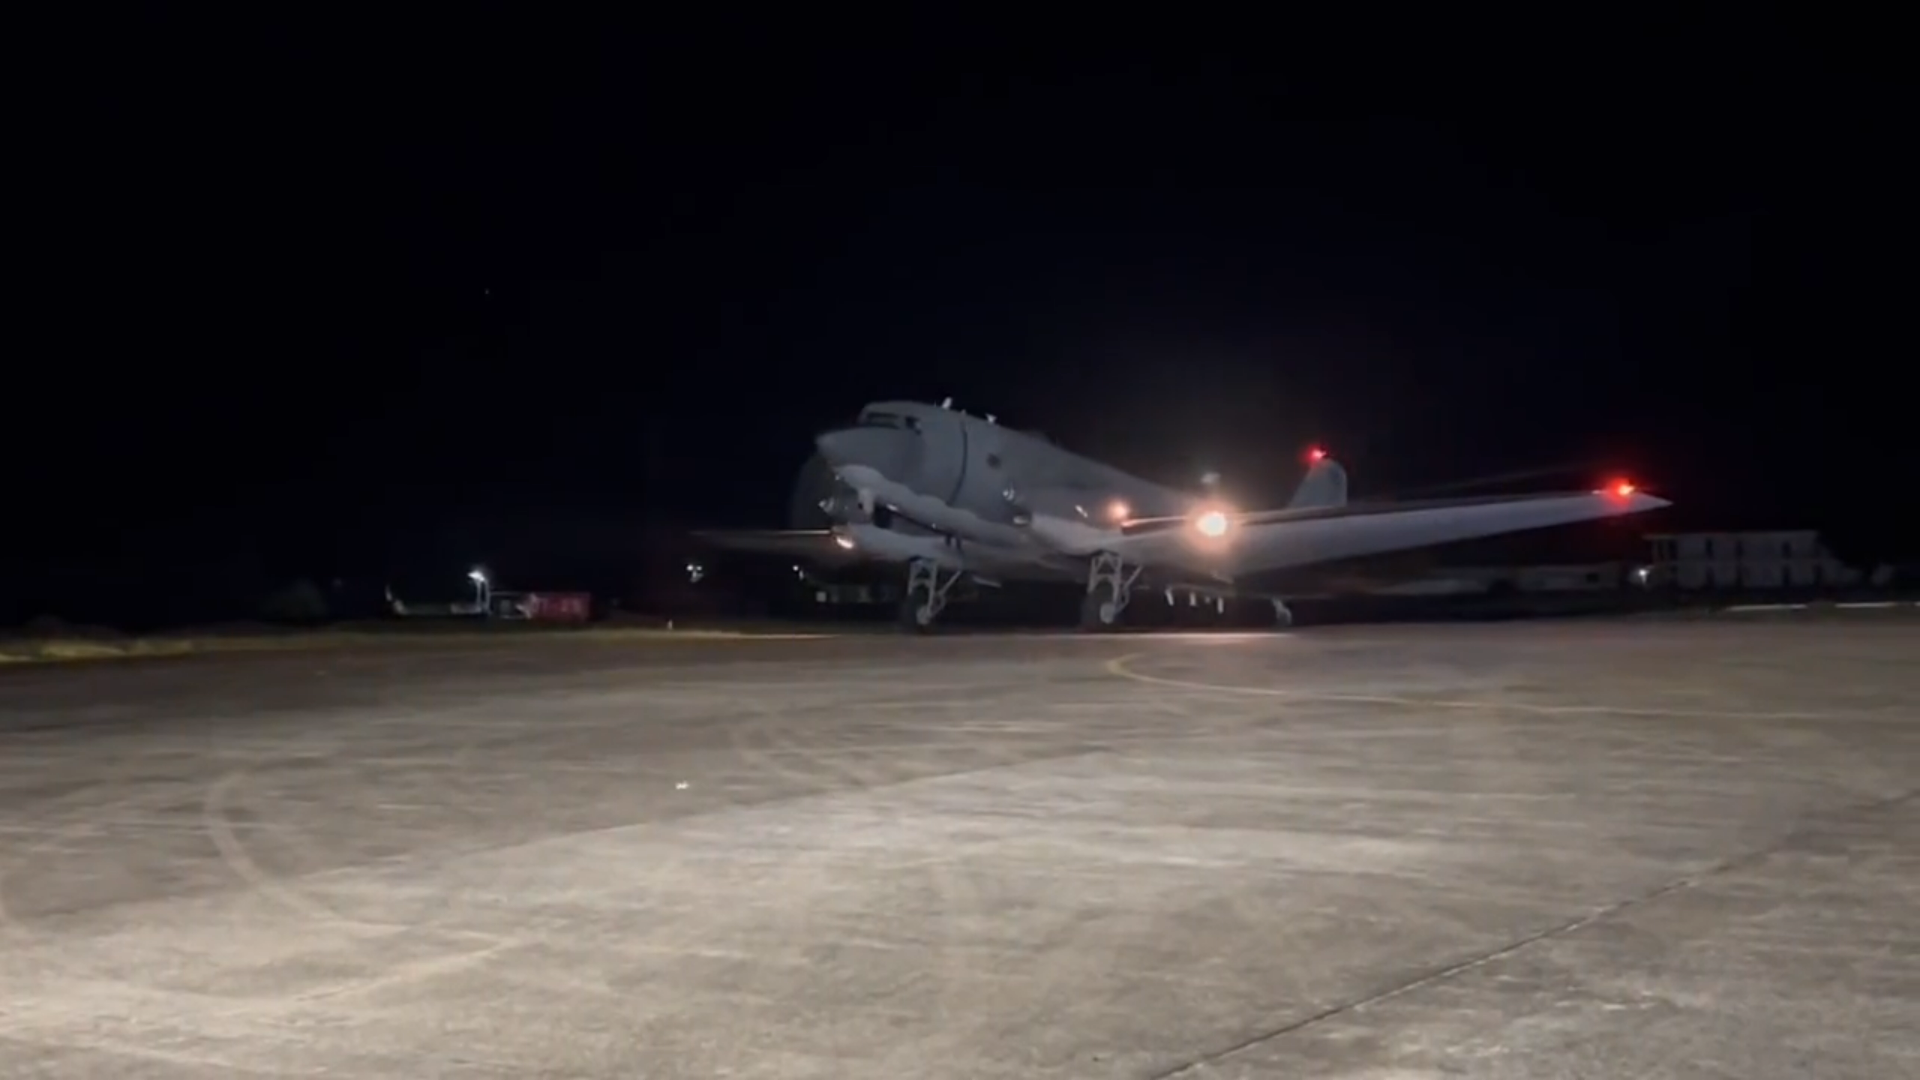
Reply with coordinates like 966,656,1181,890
11,21,1912,619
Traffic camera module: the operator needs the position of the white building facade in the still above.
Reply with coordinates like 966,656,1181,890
1644,531,1860,590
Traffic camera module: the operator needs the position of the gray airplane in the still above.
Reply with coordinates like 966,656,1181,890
699,399,1670,631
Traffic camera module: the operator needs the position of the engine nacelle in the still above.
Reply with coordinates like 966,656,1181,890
1025,512,1119,556
787,452,842,529
803,460,887,527
817,488,869,523
837,524,965,569
1010,485,1096,521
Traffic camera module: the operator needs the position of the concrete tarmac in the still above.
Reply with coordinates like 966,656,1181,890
1,620,1916,1078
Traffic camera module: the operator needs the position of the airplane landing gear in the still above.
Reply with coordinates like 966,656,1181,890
900,557,964,633
1271,598,1294,628
1080,551,1143,632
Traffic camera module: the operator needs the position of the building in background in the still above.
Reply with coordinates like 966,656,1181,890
1644,531,1862,590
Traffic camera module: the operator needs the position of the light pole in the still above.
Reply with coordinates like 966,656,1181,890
468,568,490,615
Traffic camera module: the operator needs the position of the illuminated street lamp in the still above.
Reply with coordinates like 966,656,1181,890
468,568,489,614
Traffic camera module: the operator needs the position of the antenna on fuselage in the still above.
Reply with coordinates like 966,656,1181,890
940,397,952,409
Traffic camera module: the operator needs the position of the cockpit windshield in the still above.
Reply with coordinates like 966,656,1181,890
856,411,920,432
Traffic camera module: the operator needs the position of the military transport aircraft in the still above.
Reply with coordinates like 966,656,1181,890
696,399,1669,632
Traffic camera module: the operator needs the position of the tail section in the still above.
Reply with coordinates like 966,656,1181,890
1287,453,1348,510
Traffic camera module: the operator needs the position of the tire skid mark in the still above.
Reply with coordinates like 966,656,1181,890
725,658,1189,1053
0,758,210,947
740,694,990,1047
202,769,404,936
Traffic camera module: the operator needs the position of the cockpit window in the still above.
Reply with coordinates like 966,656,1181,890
857,411,921,432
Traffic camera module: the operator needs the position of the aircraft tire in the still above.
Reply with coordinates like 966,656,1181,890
898,586,938,634
1078,586,1123,633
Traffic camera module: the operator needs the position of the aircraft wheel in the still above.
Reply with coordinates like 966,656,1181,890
1078,585,1124,632
898,586,938,634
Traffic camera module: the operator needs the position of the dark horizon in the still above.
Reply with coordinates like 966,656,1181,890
8,24,1913,625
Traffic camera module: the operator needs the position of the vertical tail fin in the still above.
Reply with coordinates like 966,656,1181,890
1287,456,1348,510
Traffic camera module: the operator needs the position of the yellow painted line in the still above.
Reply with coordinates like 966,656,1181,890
1103,652,1851,723
34,641,129,661
0,629,844,667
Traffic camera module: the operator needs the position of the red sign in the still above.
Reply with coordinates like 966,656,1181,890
522,592,591,623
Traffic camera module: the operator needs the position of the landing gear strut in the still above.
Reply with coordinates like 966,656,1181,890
899,557,964,633
1080,551,1143,631
1270,598,1294,628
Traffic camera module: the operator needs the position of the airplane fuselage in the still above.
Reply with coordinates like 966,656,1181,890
798,400,1213,583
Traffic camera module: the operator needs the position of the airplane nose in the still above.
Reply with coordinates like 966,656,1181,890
814,426,917,479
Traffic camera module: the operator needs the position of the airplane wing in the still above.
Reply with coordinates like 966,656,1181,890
1111,485,1669,578
690,529,869,569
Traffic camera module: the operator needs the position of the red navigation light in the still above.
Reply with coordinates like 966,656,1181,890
1610,480,1636,498
1307,446,1327,463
